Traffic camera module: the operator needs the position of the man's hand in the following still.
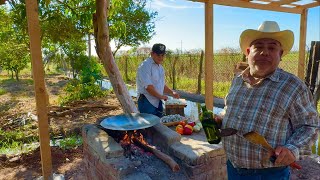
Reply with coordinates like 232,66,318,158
161,95,168,101
274,146,296,166
172,91,180,99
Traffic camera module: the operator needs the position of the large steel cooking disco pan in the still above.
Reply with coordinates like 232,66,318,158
100,113,160,131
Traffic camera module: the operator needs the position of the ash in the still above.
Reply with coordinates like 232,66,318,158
124,144,188,180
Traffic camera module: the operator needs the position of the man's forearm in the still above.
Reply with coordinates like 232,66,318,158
285,126,319,160
164,85,180,98
146,85,164,99
164,85,174,95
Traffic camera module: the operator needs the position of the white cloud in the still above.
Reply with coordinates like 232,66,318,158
150,0,202,10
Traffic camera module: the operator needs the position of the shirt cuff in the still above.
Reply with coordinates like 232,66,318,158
284,144,299,160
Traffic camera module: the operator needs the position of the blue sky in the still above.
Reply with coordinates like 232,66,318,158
140,0,320,52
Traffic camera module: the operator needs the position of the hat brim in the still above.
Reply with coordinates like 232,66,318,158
240,29,294,56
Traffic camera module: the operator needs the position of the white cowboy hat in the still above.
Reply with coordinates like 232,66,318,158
239,21,294,56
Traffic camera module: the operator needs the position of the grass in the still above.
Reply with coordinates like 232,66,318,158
51,134,83,150
0,88,6,95
0,128,83,154
0,128,39,155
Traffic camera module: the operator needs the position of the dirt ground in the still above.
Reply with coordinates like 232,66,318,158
0,74,124,180
0,74,319,180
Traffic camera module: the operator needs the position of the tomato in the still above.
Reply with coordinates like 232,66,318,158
187,122,196,127
178,121,186,126
183,124,193,135
176,125,184,134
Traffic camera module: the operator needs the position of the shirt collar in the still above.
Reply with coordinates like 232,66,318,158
148,57,158,65
238,67,280,84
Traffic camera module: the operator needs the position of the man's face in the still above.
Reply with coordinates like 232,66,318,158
151,52,165,64
246,38,283,78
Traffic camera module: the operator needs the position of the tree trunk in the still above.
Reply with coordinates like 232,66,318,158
88,34,91,59
71,58,75,79
125,55,129,82
15,70,19,81
93,0,138,113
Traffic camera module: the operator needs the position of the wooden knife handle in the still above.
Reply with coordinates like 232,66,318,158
270,155,302,169
290,162,302,169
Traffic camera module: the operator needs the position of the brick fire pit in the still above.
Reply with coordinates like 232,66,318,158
82,123,227,180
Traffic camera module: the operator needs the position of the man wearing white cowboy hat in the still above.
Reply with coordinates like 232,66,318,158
220,21,319,179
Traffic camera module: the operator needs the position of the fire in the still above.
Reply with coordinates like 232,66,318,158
120,130,148,146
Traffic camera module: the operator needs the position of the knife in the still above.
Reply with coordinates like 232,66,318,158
243,131,302,170
218,128,238,137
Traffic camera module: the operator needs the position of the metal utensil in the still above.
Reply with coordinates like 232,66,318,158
243,131,302,169
100,113,160,131
218,128,238,137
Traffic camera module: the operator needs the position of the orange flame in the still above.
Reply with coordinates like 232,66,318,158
120,130,148,145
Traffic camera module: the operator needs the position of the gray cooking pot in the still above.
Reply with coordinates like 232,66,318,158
100,113,160,131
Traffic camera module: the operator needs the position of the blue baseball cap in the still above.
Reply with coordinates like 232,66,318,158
152,43,166,55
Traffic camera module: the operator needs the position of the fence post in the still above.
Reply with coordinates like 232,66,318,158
310,41,320,105
172,55,178,90
197,50,204,94
309,41,320,94
305,41,315,87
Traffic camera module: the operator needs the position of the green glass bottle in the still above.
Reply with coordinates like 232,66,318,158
200,105,221,144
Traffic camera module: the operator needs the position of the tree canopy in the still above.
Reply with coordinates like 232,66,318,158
0,6,29,80
6,0,157,54
0,0,157,80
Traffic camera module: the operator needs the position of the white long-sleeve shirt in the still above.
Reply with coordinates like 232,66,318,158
136,57,165,108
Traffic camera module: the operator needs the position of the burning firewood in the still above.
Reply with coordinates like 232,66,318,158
132,137,180,172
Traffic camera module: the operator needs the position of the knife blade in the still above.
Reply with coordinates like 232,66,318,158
218,128,238,137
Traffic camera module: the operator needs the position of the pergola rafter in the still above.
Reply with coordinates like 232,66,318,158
191,0,320,13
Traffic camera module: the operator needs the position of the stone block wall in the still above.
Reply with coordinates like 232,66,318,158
82,123,227,180
82,124,136,180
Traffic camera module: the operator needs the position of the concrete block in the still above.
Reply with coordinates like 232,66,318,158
82,124,123,159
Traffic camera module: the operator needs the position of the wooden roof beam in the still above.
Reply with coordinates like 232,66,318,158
297,2,320,9
215,0,302,13
269,0,298,6
189,0,303,14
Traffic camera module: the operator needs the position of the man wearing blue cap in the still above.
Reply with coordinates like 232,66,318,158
136,43,180,117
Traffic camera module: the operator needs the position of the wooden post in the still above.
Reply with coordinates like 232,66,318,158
25,1,52,179
205,1,214,110
298,9,308,80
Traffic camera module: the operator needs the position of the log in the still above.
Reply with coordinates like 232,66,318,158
132,137,180,172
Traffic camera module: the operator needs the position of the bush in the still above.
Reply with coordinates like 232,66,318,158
59,79,108,105
59,57,108,105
